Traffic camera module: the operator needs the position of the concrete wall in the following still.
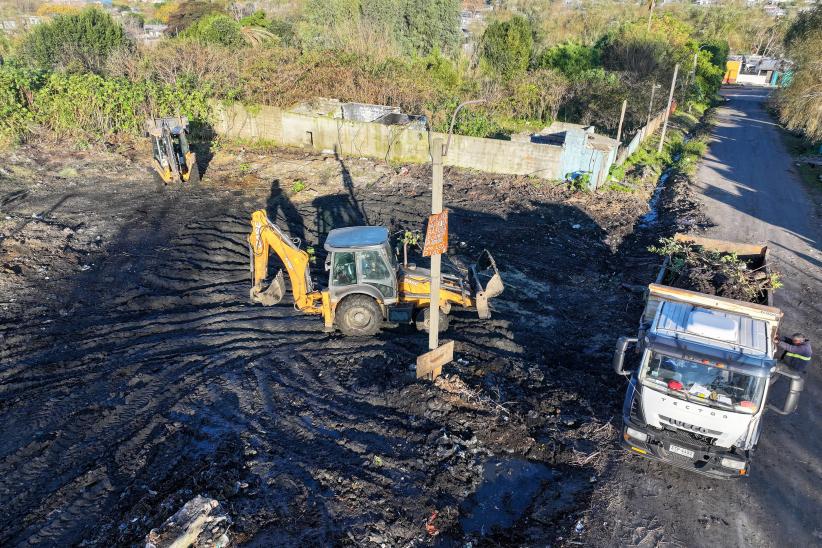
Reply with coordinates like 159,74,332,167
211,101,608,185
212,103,284,141
735,73,770,86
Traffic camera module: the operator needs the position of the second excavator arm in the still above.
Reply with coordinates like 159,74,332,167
248,210,323,313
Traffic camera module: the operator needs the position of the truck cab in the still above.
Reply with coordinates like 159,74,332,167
614,284,803,478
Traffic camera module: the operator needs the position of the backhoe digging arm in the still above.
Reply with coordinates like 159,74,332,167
248,210,323,314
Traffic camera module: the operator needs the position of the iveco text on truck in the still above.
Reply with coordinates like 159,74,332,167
613,235,804,478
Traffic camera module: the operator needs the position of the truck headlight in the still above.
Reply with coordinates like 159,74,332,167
720,457,746,470
626,427,648,442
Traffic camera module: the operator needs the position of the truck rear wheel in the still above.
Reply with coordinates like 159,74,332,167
336,295,382,336
416,308,450,333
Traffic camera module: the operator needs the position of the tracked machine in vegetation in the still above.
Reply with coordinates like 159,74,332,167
145,117,200,185
247,209,503,336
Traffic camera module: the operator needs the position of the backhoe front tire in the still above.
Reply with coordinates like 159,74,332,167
416,308,450,333
336,295,383,337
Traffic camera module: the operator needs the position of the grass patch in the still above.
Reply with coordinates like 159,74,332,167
778,128,821,188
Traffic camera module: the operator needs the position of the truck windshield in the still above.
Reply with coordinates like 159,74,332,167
640,352,765,413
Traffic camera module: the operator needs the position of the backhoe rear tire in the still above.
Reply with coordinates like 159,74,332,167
336,295,383,337
416,308,450,333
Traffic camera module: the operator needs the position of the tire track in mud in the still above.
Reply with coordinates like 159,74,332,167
1,164,631,545
1,194,446,545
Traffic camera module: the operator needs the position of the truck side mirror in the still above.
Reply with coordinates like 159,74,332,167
613,336,639,376
324,256,331,272
767,364,804,415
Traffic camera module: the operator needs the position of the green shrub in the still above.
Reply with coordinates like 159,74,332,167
0,64,45,146
480,15,533,80
303,0,460,55
182,14,245,47
535,42,599,77
32,72,210,139
19,8,130,73
239,11,268,28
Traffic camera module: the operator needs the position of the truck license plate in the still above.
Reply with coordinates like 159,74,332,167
669,444,695,458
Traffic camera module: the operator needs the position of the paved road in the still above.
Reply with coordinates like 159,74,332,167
691,87,822,547
594,87,822,547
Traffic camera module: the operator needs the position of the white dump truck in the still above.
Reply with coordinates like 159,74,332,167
613,235,804,478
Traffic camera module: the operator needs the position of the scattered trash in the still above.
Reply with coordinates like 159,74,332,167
144,495,231,548
425,511,439,536
572,224,581,229
373,455,383,467
575,519,584,533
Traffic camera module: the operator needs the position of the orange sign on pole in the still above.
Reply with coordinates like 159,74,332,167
422,210,448,257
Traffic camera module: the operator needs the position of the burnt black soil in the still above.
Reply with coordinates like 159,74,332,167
0,143,703,546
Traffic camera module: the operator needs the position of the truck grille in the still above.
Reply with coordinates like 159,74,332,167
658,423,718,447
659,415,721,438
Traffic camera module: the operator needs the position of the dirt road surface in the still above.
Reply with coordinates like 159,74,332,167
1,141,694,546
586,88,822,547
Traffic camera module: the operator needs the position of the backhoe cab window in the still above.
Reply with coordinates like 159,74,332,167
332,252,357,286
358,250,395,298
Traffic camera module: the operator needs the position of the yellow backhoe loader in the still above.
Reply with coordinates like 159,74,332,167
145,117,200,185
248,209,504,336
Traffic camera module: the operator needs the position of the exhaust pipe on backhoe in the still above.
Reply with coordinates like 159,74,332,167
471,249,504,319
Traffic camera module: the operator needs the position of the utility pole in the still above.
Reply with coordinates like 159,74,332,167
658,63,679,154
427,99,483,350
616,99,627,143
417,100,484,380
647,82,659,126
428,138,444,350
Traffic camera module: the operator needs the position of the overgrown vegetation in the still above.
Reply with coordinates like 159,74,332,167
775,5,822,142
19,8,130,73
650,237,782,303
0,0,791,147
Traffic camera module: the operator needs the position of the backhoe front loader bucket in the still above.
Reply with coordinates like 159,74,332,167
251,269,286,306
471,249,504,319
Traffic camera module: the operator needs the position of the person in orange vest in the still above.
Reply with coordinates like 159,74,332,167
778,333,812,374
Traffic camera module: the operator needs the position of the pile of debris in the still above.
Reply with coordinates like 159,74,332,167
649,236,780,303
145,496,231,548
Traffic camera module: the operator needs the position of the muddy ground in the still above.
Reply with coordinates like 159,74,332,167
0,139,703,546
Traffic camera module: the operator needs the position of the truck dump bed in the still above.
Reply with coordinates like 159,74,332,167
654,233,773,306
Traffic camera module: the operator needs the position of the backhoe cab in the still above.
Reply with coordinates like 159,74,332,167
145,117,200,185
248,209,503,336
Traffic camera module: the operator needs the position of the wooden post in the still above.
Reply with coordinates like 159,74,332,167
616,99,627,143
647,0,655,32
657,63,679,154
647,82,658,127
429,138,444,350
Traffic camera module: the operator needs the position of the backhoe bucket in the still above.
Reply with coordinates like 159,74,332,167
471,249,504,319
251,269,286,306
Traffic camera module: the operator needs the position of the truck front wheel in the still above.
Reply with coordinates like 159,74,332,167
336,295,383,336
